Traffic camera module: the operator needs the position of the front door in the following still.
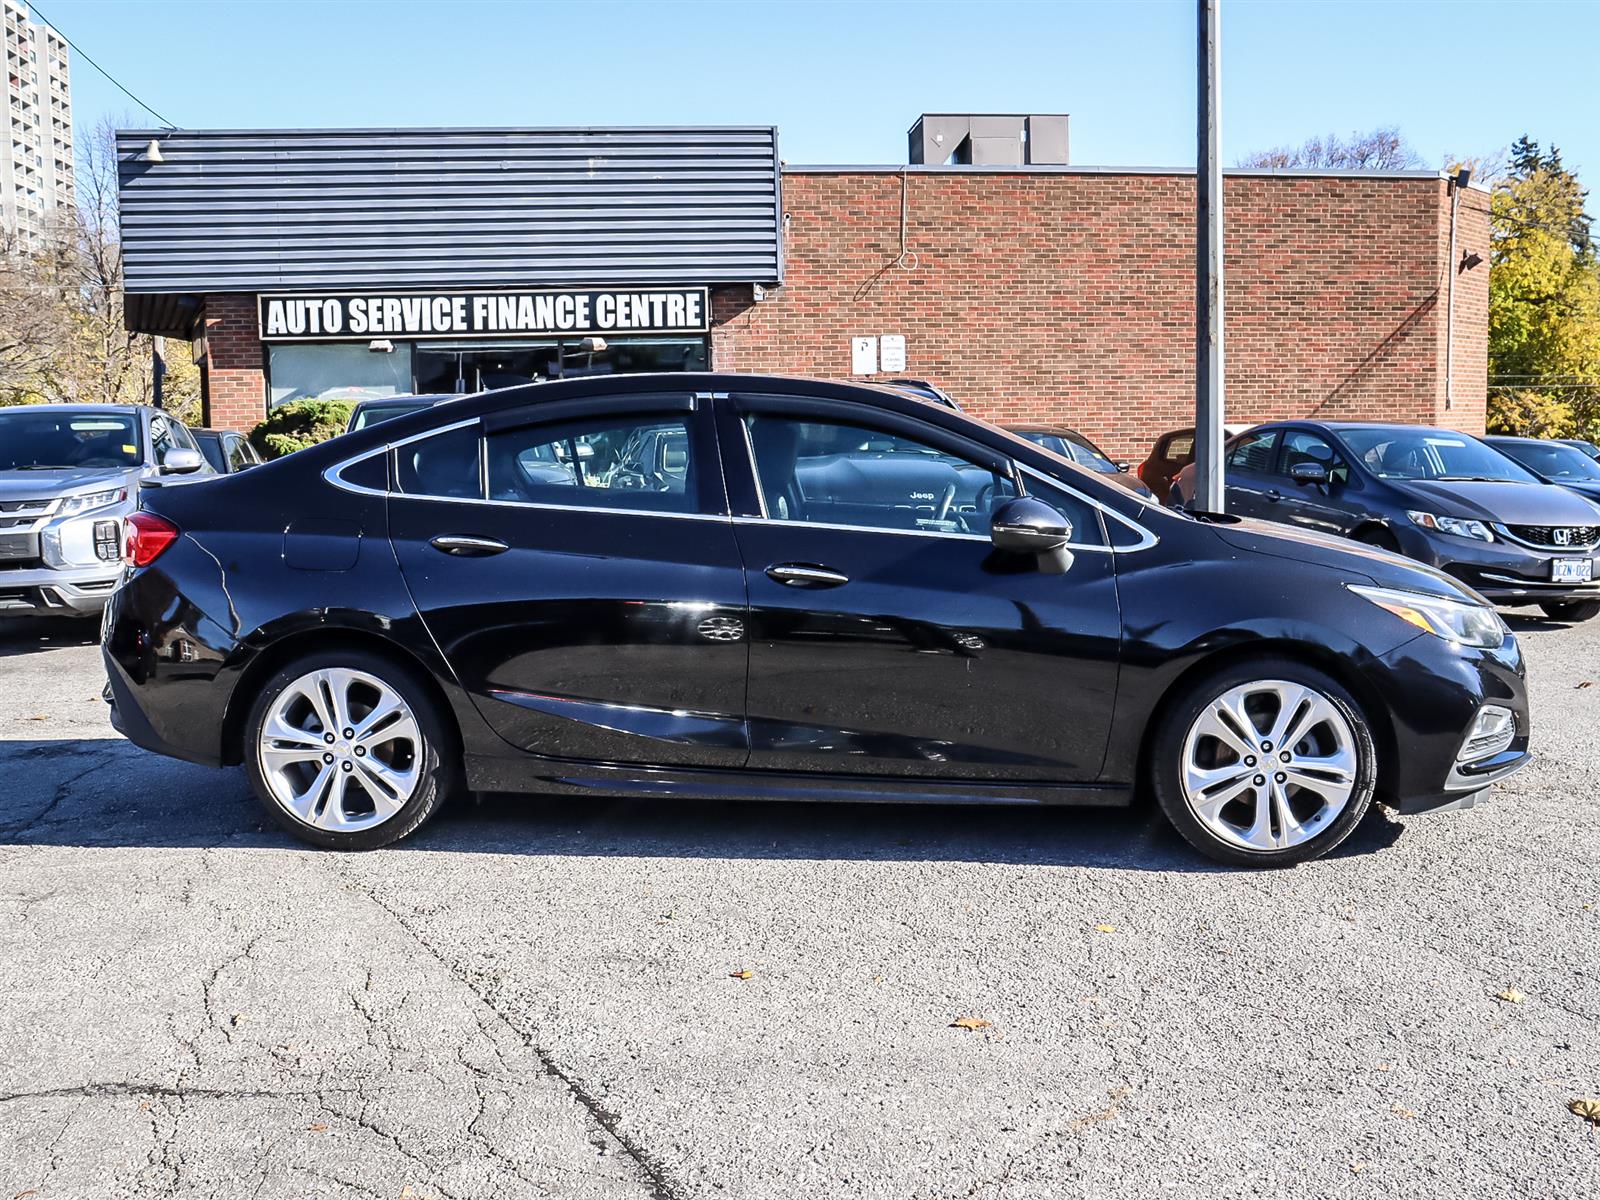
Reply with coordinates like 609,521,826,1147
1222,428,1282,519
1271,428,1356,536
387,397,750,767
720,394,1122,782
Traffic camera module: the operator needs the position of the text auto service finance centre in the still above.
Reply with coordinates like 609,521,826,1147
115,123,1490,457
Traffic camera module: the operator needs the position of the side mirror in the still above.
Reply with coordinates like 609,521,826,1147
991,496,1075,573
1115,462,1131,473
160,447,206,475
1289,461,1329,486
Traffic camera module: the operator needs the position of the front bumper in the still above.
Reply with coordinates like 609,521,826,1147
0,565,122,615
1359,626,1531,814
1392,524,1600,605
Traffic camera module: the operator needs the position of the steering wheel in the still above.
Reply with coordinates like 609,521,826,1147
934,483,957,523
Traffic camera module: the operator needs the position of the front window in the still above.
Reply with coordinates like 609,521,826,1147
269,343,416,409
1018,430,1121,474
1494,439,1600,482
0,411,142,470
743,414,1017,536
1340,429,1540,483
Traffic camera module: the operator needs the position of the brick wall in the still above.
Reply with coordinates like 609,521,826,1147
712,170,1489,460
199,292,264,431
191,169,1490,454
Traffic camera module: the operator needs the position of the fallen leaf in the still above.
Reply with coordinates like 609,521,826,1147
1391,1104,1416,1119
15,1190,40,1199
1577,680,1594,689
1376,1062,1392,1072
1094,923,1116,934
308,1122,329,1132
949,1016,992,1031
230,1012,244,1026
1350,1162,1367,1174
24,715,47,721
1496,986,1525,1004
1569,1098,1600,1125
729,969,753,980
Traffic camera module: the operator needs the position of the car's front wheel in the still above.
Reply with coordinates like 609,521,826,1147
1151,658,1377,866
244,648,457,849
1538,599,1600,622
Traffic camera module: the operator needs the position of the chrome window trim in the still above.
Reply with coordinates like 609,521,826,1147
1018,464,1158,552
732,515,992,543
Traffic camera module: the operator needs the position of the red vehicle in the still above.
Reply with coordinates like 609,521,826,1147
1137,425,1254,503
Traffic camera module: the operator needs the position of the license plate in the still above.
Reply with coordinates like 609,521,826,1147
1552,558,1593,583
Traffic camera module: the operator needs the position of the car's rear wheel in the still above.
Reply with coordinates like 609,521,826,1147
244,648,457,849
1538,599,1600,622
1151,658,1377,866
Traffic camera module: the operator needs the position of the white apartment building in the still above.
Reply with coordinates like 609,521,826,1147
2,0,72,242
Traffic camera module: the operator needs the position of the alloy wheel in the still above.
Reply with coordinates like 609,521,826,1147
257,667,422,832
1179,679,1358,853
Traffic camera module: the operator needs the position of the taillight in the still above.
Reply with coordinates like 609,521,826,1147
124,512,180,567
1136,462,1149,483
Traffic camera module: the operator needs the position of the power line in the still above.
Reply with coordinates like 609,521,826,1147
25,2,175,128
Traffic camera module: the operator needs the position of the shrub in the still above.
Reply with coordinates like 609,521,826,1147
248,398,354,459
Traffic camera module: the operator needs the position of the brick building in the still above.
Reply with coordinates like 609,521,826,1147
115,125,1489,456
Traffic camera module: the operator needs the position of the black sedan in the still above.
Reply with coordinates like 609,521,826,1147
1484,434,1600,506
1170,421,1600,621
104,375,1529,866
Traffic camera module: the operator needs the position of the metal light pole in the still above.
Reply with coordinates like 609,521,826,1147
152,336,167,410
1194,0,1226,512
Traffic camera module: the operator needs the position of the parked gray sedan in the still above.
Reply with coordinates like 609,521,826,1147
0,404,211,618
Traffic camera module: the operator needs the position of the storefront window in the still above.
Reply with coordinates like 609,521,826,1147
265,336,707,408
268,343,415,409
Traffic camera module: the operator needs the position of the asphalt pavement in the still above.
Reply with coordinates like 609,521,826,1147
1,613,1597,1199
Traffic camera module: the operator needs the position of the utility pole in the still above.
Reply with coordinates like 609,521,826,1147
1194,0,1225,512
152,336,167,410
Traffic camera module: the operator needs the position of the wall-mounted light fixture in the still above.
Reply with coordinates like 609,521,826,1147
368,339,394,354
144,138,164,163
1460,250,1484,272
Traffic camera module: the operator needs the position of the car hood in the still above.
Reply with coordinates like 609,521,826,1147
1211,515,1479,601
1388,478,1600,525
0,466,140,500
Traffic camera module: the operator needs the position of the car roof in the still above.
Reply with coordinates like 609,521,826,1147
1006,422,1087,436
1267,420,1485,436
3,403,150,415
354,393,456,406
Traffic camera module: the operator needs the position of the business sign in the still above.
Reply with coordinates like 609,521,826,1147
257,287,710,343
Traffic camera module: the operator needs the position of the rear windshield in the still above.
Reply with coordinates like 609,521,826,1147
0,411,141,470
352,401,433,431
1340,429,1539,483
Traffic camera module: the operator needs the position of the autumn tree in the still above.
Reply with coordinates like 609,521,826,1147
0,116,199,421
1486,136,1600,437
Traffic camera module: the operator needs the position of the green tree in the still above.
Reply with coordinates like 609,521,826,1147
1487,136,1600,437
248,398,354,459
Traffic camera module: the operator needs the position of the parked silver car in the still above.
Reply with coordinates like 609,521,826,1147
0,404,211,618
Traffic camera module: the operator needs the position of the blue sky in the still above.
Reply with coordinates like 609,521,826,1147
34,0,1600,179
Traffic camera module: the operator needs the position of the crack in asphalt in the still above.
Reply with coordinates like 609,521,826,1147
322,856,683,1200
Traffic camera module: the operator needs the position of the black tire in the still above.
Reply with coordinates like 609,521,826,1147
1150,656,1378,867
1353,526,1402,554
243,647,459,850
1538,599,1600,622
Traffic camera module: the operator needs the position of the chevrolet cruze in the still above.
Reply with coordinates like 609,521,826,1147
103,376,1529,866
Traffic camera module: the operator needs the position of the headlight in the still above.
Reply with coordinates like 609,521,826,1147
58,487,127,516
1407,510,1493,542
1349,584,1507,649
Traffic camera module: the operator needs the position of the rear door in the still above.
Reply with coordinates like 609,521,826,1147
719,391,1122,782
387,396,750,767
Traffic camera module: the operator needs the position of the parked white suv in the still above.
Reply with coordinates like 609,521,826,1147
0,404,212,618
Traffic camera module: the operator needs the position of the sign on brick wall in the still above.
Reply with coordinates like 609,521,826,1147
258,288,710,343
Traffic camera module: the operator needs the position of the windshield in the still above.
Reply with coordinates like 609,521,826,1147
1019,431,1120,473
1493,439,1600,482
0,411,142,471
1339,428,1540,483
352,401,432,431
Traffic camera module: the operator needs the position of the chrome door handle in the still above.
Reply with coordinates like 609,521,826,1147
765,563,849,588
429,535,509,557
